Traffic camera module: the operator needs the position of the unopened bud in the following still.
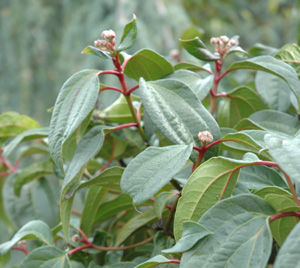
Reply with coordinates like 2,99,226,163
198,131,213,147
94,39,107,50
101,30,116,40
18,240,26,247
230,39,237,46
220,35,229,43
210,37,218,45
72,234,80,243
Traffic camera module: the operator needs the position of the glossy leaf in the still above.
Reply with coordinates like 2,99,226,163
19,246,70,268
276,43,300,76
81,46,111,59
120,144,192,205
180,37,220,61
181,194,275,268
174,156,255,240
0,220,54,255
49,69,100,171
274,222,300,268
255,71,291,112
115,208,160,246
228,56,300,105
60,126,106,241
218,86,267,128
265,133,300,183
117,14,137,51
138,78,220,160
163,221,211,253
124,49,174,81
14,161,53,197
134,255,177,268
165,69,213,101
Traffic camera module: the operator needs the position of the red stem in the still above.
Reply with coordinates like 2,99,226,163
12,247,29,255
125,84,139,95
99,141,115,173
69,244,93,255
269,212,300,224
100,86,124,94
99,70,121,76
215,69,232,82
104,123,138,137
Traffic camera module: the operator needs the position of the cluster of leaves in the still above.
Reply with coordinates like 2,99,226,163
1,15,300,267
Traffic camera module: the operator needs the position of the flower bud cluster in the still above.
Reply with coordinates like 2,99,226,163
94,29,116,52
198,131,213,147
210,35,237,56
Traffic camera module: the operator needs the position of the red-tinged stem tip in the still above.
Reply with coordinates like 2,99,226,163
269,212,300,224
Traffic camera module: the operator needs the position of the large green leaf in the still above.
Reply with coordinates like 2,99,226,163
264,133,300,184
60,126,106,241
115,208,161,246
124,49,174,81
117,14,137,51
218,86,267,128
174,157,255,240
138,78,220,160
180,37,220,61
228,56,300,107
49,69,100,171
121,144,192,205
181,194,275,268
0,220,54,255
276,43,300,77
19,246,70,268
0,112,40,146
165,69,213,101
14,161,53,197
255,72,291,112
3,128,49,158
274,222,300,268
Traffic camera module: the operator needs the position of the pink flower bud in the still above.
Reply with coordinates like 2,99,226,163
18,240,26,247
72,234,80,243
210,37,218,45
230,39,237,46
94,39,107,50
101,30,116,40
198,131,213,147
220,35,229,43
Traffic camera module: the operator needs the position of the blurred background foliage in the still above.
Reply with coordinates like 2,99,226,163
1,0,299,125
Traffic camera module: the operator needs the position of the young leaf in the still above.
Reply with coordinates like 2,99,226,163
117,14,137,51
174,157,256,240
49,69,100,171
0,220,54,255
81,46,111,59
228,56,300,106
264,133,300,183
120,144,192,205
3,127,49,158
14,161,53,197
276,43,300,76
180,37,220,61
124,49,174,81
163,221,211,253
138,78,220,161
19,246,71,268
181,194,275,268
273,222,300,268
218,86,267,128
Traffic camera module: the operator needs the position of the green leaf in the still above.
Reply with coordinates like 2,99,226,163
276,43,300,77
60,126,106,242
163,221,211,253
218,86,267,128
14,161,53,197
134,255,177,268
181,194,275,268
0,112,40,145
117,14,137,51
138,78,220,161
19,246,70,268
81,45,111,59
165,70,213,101
0,220,54,255
228,56,300,106
180,37,220,61
255,72,291,112
264,134,300,184
115,208,160,246
95,95,142,124
0,251,10,267
174,157,255,240
154,192,177,219
49,69,100,171
274,222,300,268
3,128,49,158
174,62,212,73
121,144,192,205
124,49,174,81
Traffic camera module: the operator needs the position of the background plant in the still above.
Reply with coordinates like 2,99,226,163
0,14,300,268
